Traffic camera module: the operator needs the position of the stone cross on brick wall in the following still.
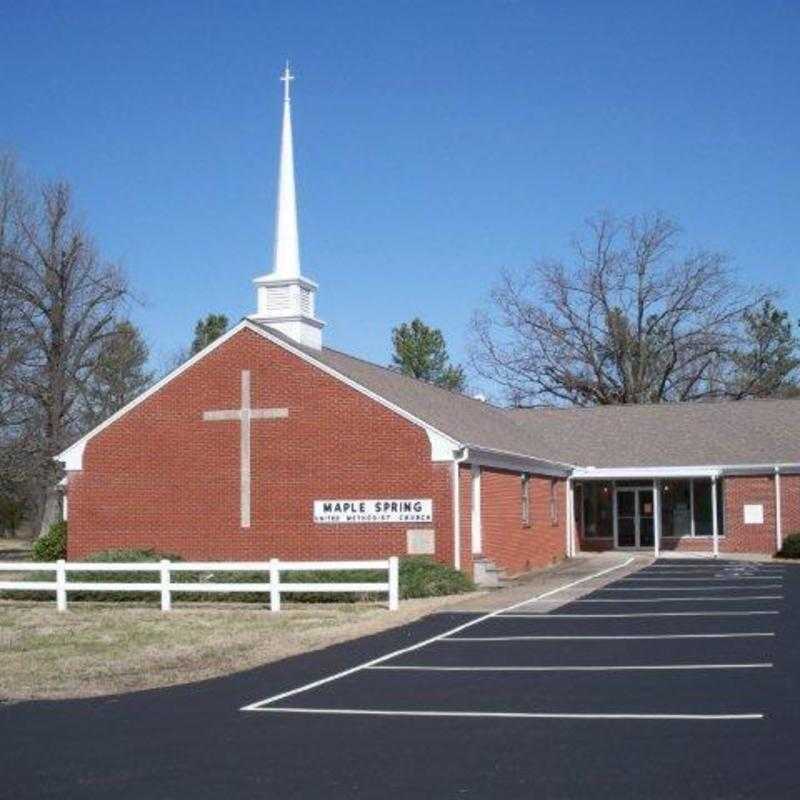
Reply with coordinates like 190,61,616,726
203,370,288,528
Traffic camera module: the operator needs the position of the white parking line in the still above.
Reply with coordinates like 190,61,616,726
368,663,773,672
251,707,764,721
240,557,637,712
598,586,783,592
646,559,784,569
498,611,780,618
637,576,781,580
644,566,784,571
644,567,783,571
441,633,775,642
637,572,780,577
619,577,782,582
577,596,782,603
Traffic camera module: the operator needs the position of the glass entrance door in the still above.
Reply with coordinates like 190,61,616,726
616,488,654,549
638,489,654,547
617,490,637,547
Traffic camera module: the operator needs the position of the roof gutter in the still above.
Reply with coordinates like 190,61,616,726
460,445,573,477
572,462,800,480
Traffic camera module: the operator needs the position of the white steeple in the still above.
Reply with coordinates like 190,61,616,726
250,62,324,349
273,64,300,278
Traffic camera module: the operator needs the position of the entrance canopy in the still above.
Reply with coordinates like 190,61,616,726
568,467,723,558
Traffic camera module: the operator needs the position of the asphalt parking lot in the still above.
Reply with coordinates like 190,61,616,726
244,558,784,723
3,558,799,799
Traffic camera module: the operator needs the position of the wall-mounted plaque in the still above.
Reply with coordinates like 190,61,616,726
743,504,764,525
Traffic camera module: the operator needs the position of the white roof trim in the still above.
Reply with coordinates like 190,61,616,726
573,462,800,480
56,319,462,471
573,466,722,480
718,462,800,476
463,445,574,476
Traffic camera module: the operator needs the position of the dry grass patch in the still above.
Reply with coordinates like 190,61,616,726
0,593,480,701
0,539,31,553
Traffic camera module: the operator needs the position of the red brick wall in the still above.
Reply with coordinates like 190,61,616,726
66,328,454,562
658,536,715,553
477,468,566,574
722,475,777,554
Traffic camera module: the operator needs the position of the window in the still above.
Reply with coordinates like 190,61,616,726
659,478,724,538
661,480,692,537
693,478,725,537
521,474,530,526
582,482,614,538
549,479,558,525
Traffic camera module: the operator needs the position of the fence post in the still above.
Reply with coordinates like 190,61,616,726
388,556,399,611
269,558,281,613
56,559,67,612
160,559,171,612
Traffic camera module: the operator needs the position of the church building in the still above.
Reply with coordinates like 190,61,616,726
57,67,800,581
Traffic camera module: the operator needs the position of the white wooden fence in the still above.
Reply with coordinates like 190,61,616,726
0,557,399,612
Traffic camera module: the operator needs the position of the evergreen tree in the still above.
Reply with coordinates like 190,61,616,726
191,313,229,355
81,320,152,429
391,318,465,391
728,301,800,398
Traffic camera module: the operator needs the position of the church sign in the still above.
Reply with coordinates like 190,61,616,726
313,499,433,524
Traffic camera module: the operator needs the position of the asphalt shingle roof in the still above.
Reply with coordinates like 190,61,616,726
505,401,800,467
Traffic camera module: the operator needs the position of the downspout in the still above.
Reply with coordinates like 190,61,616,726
653,478,660,559
711,474,720,558
565,476,574,558
452,449,468,571
775,466,783,553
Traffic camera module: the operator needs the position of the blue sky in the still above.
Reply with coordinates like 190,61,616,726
3,1,799,384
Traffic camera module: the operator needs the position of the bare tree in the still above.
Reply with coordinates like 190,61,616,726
0,154,28,430
1,176,130,529
470,212,771,406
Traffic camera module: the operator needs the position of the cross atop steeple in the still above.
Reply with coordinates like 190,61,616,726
250,63,325,350
280,61,294,103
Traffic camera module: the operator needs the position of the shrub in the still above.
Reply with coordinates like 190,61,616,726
776,533,800,559
69,548,183,602
83,548,183,564
33,521,67,561
399,556,474,599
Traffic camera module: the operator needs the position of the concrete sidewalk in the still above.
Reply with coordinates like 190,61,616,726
452,552,650,614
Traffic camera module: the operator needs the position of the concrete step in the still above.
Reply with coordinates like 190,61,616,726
473,558,508,588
